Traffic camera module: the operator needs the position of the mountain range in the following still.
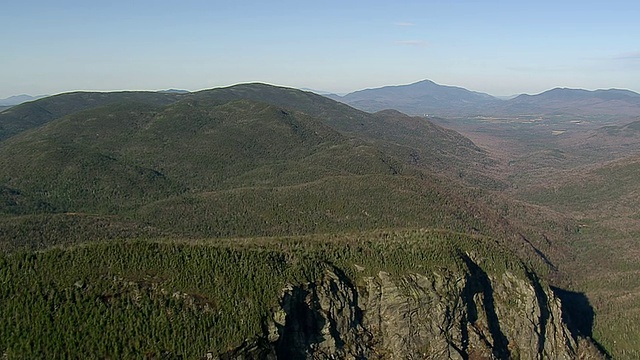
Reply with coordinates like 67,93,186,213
0,94,47,106
5,80,639,121
328,80,640,120
502,87,640,118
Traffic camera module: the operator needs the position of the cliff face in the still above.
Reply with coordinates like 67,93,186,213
217,256,604,360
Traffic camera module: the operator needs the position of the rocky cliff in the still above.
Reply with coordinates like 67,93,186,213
216,255,605,360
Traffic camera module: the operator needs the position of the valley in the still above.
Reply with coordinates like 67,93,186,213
428,110,640,359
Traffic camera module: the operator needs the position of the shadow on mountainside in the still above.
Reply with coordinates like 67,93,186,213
460,253,511,360
551,286,611,358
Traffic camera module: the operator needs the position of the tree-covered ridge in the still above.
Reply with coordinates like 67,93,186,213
0,84,515,256
0,98,394,215
0,83,499,187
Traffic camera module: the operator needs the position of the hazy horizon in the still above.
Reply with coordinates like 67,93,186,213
2,0,639,99
4,79,640,101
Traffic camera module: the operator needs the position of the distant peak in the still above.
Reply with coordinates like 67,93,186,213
532,87,640,99
545,87,585,93
413,79,437,85
158,89,190,94
0,94,47,106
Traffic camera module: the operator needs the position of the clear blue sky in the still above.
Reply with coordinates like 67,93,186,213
2,0,639,98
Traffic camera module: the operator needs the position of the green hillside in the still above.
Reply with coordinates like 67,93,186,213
0,84,500,188
0,98,395,214
0,85,517,251
192,84,500,186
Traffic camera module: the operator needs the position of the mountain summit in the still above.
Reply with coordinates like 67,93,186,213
329,79,499,116
0,94,46,106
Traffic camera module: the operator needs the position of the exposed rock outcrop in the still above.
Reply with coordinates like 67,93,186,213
217,257,605,360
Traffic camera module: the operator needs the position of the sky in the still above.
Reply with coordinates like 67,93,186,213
1,0,640,99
